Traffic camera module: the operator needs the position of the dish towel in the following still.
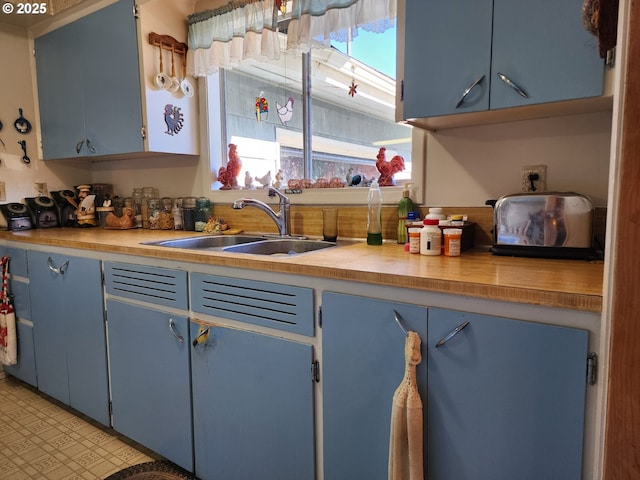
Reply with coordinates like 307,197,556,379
0,256,17,366
388,331,423,480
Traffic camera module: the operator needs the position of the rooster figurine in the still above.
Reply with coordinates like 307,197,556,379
164,104,184,136
276,97,294,126
375,147,405,186
217,144,242,190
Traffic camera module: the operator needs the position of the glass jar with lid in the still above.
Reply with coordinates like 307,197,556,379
195,197,212,232
182,197,196,231
147,198,161,230
158,197,175,230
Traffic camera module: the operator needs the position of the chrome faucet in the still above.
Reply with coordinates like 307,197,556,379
232,186,291,237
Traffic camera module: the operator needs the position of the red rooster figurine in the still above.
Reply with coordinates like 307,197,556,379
217,144,242,189
375,147,405,186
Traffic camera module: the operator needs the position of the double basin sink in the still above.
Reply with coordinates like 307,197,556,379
143,234,337,256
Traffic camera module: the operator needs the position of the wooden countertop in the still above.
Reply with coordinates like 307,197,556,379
0,228,604,313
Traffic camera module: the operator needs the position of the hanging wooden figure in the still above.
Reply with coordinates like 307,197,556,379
348,78,358,97
276,0,287,14
276,97,294,126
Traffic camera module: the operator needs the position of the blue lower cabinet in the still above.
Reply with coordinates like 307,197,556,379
321,292,429,480
0,247,36,385
28,251,109,426
191,322,315,480
107,300,193,471
427,308,589,480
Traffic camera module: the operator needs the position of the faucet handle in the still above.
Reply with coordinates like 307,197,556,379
268,186,289,204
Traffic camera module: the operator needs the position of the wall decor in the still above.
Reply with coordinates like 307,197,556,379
163,104,184,136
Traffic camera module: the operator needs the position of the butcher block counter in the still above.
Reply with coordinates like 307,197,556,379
0,228,604,313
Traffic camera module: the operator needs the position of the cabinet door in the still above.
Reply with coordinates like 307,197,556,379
428,308,588,480
107,300,192,471
321,292,428,480
402,0,493,118
35,23,86,160
490,0,604,109
28,251,109,425
191,323,315,480
80,0,144,156
35,0,144,159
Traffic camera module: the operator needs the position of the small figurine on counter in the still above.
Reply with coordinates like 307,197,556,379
254,170,272,188
217,144,242,190
273,169,284,189
375,147,405,186
75,184,97,226
244,171,255,189
105,207,136,229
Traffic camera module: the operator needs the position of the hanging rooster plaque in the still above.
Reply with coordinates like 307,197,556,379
276,97,294,126
164,104,184,135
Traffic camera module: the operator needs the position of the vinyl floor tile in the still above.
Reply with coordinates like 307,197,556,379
0,376,158,479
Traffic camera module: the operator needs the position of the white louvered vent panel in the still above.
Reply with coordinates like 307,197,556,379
191,273,314,336
104,262,188,310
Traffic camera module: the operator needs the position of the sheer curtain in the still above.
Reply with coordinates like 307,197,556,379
187,0,396,75
187,0,281,76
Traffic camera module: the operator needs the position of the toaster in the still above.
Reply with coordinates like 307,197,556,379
490,192,597,259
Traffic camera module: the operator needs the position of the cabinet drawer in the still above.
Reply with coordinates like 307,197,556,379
104,262,188,310
190,273,314,336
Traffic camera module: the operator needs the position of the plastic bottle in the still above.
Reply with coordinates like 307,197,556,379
420,219,441,255
397,183,414,244
366,179,383,245
426,207,446,221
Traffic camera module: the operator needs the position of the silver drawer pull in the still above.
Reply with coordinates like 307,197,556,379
456,75,485,108
86,138,97,154
169,318,184,343
47,257,69,276
75,140,84,154
435,321,470,347
497,72,528,98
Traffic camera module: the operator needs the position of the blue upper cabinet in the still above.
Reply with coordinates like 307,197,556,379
35,0,143,159
401,0,605,121
34,0,199,160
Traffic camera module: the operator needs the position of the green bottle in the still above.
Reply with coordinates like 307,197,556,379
397,183,414,244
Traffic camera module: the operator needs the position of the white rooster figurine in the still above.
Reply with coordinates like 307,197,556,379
276,97,294,126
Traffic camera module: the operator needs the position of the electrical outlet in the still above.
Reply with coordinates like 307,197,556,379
521,165,547,192
34,182,48,196
0,182,5,201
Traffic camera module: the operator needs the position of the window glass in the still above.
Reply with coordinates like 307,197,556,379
217,23,414,196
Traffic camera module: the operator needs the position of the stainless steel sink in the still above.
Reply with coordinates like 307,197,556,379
222,239,337,256
142,235,267,249
142,235,337,256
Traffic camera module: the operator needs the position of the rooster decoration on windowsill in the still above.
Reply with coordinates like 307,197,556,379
376,147,405,186
217,144,242,190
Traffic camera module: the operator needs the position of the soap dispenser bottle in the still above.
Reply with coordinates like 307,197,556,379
367,179,383,245
397,183,414,244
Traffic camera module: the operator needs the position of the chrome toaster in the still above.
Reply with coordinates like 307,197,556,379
490,192,597,259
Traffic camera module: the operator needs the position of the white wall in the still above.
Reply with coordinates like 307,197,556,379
0,23,92,202
425,111,612,207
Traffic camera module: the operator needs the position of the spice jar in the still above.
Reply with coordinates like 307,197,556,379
195,197,212,232
158,197,175,230
182,197,196,231
132,188,143,228
147,198,161,230
173,198,183,230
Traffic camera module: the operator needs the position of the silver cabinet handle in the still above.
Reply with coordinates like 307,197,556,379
456,75,485,108
497,72,528,98
75,140,85,154
47,257,69,276
435,321,470,347
86,138,97,154
169,318,184,343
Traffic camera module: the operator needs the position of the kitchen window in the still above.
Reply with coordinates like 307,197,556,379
203,7,425,205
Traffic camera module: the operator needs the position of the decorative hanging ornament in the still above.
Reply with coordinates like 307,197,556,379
163,104,184,136
276,0,287,14
348,79,358,97
256,92,269,122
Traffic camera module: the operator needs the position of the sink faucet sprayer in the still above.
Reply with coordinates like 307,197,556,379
232,186,291,237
